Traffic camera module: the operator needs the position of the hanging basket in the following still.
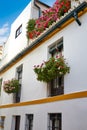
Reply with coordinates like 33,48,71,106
34,56,70,83
3,79,19,94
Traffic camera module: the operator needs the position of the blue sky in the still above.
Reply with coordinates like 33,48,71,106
0,0,55,45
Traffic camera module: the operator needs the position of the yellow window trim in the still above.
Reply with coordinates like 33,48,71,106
0,91,87,109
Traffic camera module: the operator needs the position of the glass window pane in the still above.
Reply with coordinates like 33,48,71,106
48,113,62,130
25,114,33,130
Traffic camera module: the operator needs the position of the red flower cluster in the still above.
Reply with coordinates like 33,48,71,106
27,0,71,39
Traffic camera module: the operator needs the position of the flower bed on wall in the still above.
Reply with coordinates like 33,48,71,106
3,79,19,94
26,0,71,39
34,56,70,83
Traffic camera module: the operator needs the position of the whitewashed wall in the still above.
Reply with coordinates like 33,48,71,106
64,13,87,93
0,13,87,104
0,98,87,130
7,1,36,62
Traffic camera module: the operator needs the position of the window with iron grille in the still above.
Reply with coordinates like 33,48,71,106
13,64,23,103
48,39,64,96
15,24,22,38
25,114,33,130
48,113,62,130
0,78,2,95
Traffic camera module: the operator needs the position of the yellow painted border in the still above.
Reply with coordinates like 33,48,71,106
0,8,87,75
0,91,87,109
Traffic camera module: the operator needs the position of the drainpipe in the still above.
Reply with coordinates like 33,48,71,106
34,0,41,17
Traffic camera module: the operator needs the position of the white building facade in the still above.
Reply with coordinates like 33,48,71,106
0,0,87,130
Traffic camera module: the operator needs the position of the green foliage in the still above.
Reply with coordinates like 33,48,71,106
3,79,20,94
26,19,36,32
34,56,70,83
26,19,36,39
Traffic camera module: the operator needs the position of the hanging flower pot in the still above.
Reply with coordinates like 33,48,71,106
3,79,20,94
34,56,70,83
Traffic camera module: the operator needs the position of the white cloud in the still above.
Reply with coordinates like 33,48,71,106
0,23,10,45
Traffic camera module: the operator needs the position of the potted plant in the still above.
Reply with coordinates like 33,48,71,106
26,19,36,39
3,78,19,94
34,56,70,83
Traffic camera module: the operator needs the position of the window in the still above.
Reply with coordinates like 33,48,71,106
49,77,64,96
0,78,2,95
0,116,5,129
15,24,22,38
13,64,23,103
48,39,64,96
11,116,21,130
48,113,62,130
25,114,33,130
15,116,20,130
